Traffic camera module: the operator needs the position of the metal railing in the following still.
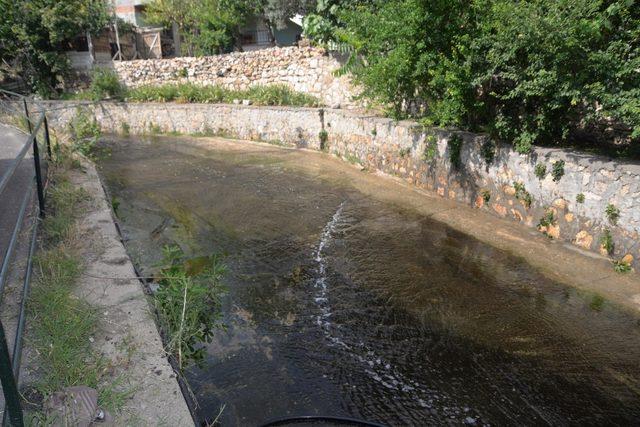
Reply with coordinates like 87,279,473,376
0,89,52,426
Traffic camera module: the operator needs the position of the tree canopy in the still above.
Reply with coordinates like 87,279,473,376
0,0,109,96
305,0,640,155
146,0,312,55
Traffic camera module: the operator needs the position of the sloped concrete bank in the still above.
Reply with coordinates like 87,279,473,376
66,160,194,425
40,101,640,270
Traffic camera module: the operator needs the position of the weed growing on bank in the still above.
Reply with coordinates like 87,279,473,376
28,161,133,417
67,71,321,108
154,245,226,369
67,108,101,157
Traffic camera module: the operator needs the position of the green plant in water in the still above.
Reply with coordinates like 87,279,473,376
599,228,614,255
154,245,226,369
481,189,491,203
605,203,620,225
576,193,585,203
534,163,547,180
589,294,605,311
148,122,162,135
422,134,437,161
551,160,565,182
448,135,463,169
480,139,496,165
319,129,328,150
120,122,130,136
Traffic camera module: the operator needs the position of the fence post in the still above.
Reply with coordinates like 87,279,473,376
0,321,23,426
32,139,45,218
43,116,52,159
21,100,31,134
23,99,45,217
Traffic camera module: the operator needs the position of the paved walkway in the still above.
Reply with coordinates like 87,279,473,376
0,123,34,262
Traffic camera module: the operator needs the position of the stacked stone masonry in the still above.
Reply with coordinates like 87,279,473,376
111,46,357,109
42,101,640,269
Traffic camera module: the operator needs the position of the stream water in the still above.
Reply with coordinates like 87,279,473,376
97,136,640,426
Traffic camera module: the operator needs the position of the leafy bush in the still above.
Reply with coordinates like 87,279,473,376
576,193,585,203
67,108,101,157
325,0,640,154
89,68,125,101
154,245,226,369
513,181,533,208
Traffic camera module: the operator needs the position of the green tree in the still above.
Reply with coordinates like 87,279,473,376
317,0,640,154
0,0,109,96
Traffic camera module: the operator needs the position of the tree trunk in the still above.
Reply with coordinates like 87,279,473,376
172,22,181,57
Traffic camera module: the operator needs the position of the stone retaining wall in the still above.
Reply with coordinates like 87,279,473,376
110,46,357,109
41,101,640,269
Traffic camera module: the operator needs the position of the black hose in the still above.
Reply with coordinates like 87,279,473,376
259,415,388,427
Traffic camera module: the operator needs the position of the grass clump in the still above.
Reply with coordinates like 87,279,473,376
613,259,632,274
319,129,328,150
576,193,585,204
589,294,605,312
481,189,491,203
124,83,320,107
88,68,125,101
154,245,226,369
480,140,495,164
29,164,132,415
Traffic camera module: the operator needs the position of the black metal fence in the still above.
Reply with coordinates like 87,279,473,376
0,90,51,426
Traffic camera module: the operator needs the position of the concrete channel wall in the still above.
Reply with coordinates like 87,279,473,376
41,101,640,269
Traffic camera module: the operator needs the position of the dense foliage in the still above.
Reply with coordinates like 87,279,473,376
146,0,312,55
0,0,109,96
307,0,640,154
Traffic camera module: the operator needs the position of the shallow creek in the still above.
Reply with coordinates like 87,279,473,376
97,136,640,426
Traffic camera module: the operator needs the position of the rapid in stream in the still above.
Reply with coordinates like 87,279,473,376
97,136,640,426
